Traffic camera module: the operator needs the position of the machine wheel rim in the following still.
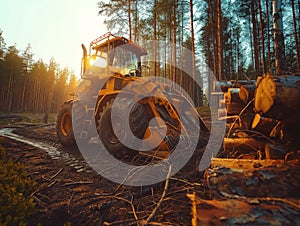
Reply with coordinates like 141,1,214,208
61,112,72,137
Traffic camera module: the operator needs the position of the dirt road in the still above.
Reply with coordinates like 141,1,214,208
1,121,300,225
0,123,205,225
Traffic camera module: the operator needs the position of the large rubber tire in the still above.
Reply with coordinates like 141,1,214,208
97,98,149,158
56,101,85,146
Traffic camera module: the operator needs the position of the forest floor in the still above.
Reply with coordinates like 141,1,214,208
0,112,300,225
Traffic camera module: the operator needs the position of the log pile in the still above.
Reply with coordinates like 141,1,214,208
217,74,300,158
201,74,300,226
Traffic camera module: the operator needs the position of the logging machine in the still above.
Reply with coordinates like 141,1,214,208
56,32,208,159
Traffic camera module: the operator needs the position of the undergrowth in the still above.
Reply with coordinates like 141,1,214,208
0,143,37,225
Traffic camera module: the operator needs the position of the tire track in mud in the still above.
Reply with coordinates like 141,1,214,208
0,127,92,174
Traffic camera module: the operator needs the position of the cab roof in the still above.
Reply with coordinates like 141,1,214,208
90,32,147,56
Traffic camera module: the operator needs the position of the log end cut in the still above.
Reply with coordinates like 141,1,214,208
254,76,276,114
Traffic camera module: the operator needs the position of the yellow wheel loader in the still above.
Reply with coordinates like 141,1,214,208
56,32,208,158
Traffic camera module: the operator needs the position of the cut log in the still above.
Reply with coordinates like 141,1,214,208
187,191,300,226
230,79,256,88
215,80,256,93
251,113,279,136
227,88,242,103
254,75,300,150
254,75,300,120
223,137,266,153
239,84,256,104
215,80,232,92
240,113,255,130
226,102,244,115
205,157,300,198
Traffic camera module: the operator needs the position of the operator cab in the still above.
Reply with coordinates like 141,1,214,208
81,33,147,78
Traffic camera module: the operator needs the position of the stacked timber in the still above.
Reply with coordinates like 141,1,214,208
217,80,256,119
254,75,300,150
254,75,300,120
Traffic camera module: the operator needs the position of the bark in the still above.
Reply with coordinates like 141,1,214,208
173,0,177,83
266,0,271,72
188,192,300,226
251,113,278,136
128,0,132,40
190,0,196,100
206,157,300,198
216,0,223,80
273,0,286,74
133,0,138,41
251,0,259,77
208,0,218,84
292,0,300,71
258,0,266,74
153,0,157,76
223,137,266,153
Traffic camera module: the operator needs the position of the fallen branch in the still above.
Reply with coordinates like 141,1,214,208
227,99,254,138
67,192,76,214
47,180,57,188
63,181,93,186
110,195,140,225
33,195,47,207
143,164,172,225
50,168,63,179
170,177,202,187
130,195,139,225
36,192,50,202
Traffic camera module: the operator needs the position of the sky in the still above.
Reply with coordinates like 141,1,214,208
0,0,107,78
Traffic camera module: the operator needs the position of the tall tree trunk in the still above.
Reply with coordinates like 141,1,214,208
292,0,300,71
134,0,138,41
208,0,218,88
128,0,132,40
8,66,14,112
258,0,266,74
273,0,286,74
216,0,223,81
251,0,259,77
190,0,196,100
266,0,271,72
169,26,172,80
207,36,213,105
20,75,27,111
173,0,177,84
153,0,157,77
179,1,184,88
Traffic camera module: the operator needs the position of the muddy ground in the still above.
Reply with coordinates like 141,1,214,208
1,115,300,225
0,121,211,226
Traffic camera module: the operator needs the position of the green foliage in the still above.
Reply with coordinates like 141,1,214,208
0,145,37,226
